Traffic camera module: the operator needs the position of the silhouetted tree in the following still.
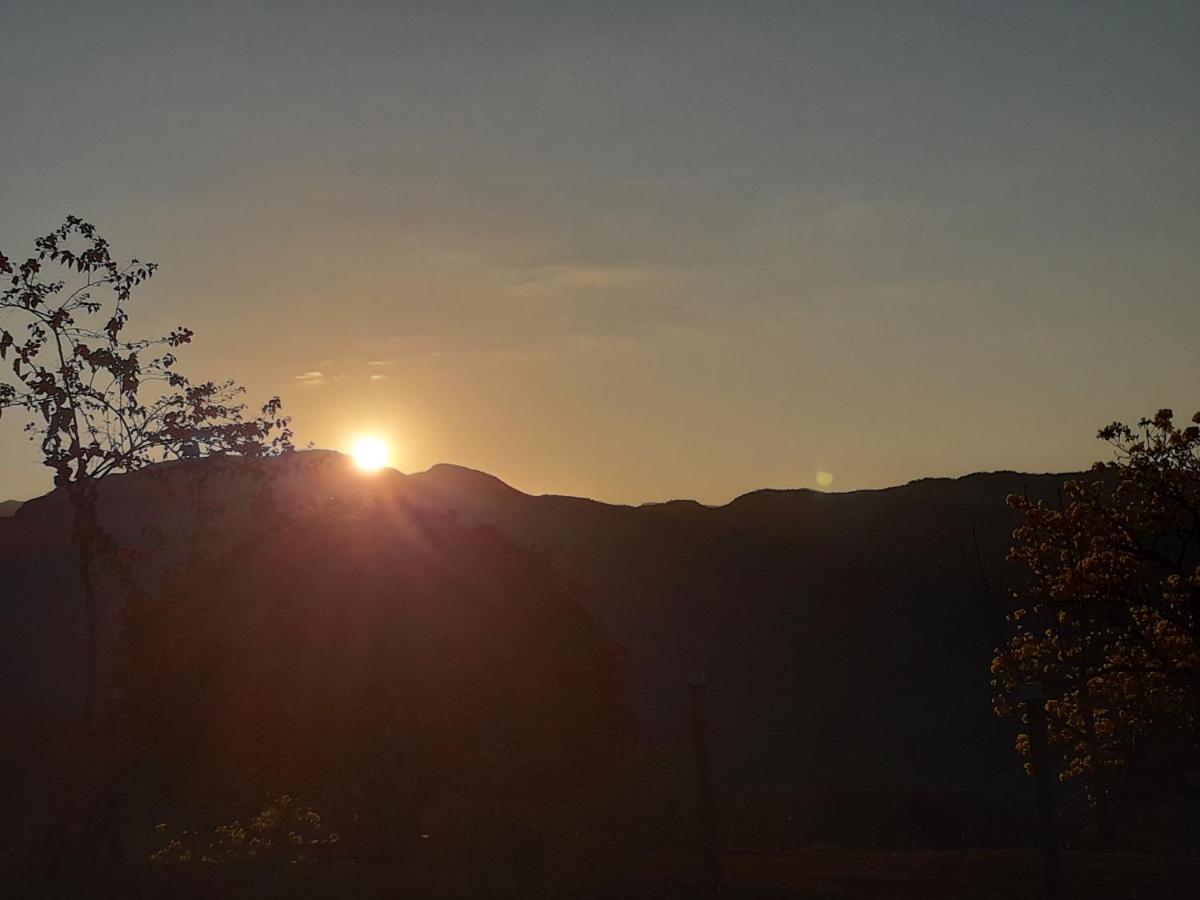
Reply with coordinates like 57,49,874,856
0,217,294,725
108,496,638,880
993,408,1200,847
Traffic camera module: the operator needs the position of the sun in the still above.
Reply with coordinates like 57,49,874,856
351,436,390,472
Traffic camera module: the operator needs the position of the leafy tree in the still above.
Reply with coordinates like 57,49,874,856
0,217,293,723
992,408,1200,846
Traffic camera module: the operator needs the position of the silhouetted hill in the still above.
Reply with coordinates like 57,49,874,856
0,499,20,517
0,453,1086,833
103,498,638,869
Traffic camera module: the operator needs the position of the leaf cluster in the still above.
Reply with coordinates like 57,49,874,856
0,216,293,488
993,409,1200,785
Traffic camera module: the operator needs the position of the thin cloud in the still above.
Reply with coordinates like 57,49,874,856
499,263,665,295
293,371,326,386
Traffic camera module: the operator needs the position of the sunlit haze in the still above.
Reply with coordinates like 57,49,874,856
1,3,1197,504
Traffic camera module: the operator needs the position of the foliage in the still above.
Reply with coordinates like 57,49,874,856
0,216,293,485
150,794,346,866
992,408,1200,837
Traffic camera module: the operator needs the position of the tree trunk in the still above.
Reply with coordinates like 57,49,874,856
1077,686,1118,851
76,535,98,724
70,479,101,725
1026,698,1064,900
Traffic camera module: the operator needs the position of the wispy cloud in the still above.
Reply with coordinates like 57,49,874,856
293,370,326,386
497,263,666,296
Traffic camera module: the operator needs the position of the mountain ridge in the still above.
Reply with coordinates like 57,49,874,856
0,456,1084,514
0,452,1090,810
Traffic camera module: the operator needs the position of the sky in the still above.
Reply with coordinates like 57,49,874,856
1,1,1198,504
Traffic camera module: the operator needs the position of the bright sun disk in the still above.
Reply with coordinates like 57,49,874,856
352,436,389,471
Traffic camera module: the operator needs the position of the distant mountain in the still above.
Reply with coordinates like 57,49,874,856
0,499,20,517
0,452,1083,816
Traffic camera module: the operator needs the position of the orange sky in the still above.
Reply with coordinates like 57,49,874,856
2,4,1198,504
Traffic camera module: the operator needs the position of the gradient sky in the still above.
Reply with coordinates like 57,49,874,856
2,2,1198,504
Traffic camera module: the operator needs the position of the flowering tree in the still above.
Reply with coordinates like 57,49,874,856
0,216,294,724
992,408,1200,846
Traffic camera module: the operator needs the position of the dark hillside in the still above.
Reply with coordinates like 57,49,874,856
0,454,1086,846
